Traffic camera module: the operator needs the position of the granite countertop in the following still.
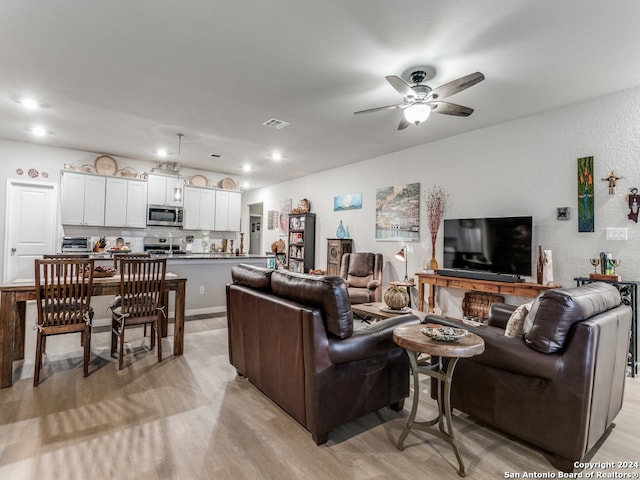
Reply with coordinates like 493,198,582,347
57,252,267,260
151,253,268,260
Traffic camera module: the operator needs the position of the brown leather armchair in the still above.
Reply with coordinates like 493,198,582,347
339,252,383,304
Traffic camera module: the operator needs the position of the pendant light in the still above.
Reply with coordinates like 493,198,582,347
173,133,184,202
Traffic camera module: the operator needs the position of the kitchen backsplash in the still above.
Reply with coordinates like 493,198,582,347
61,225,238,253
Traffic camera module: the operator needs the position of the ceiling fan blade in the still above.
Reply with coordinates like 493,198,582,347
385,75,414,97
430,72,485,100
353,103,405,115
429,101,474,116
397,117,410,130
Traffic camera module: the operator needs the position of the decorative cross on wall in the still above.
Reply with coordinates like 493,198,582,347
602,170,622,194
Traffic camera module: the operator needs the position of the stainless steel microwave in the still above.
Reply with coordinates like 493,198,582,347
147,205,184,227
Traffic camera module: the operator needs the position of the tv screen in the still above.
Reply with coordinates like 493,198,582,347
443,216,533,277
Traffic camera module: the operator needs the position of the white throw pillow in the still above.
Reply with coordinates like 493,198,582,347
504,303,530,338
522,298,539,335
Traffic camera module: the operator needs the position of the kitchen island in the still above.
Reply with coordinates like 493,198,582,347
91,253,268,319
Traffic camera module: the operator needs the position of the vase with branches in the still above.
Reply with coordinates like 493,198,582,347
425,185,447,270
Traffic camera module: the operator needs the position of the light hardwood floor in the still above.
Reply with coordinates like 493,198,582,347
1,314,638,480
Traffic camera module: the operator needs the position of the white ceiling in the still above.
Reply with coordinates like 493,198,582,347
2,1,640,190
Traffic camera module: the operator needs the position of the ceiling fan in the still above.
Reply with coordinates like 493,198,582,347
354,67,485,130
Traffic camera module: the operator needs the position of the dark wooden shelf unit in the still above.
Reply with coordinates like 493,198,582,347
287,213,316,273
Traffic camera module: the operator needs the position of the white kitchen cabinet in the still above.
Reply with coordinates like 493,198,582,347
214,190,241,231
104,177,148,228
61,171,106,226
147,173,184,206
127,179,148,227
227,191,241,231
183,186,215,230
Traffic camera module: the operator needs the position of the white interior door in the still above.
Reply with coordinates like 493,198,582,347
3,179,57,283
249,215,261,255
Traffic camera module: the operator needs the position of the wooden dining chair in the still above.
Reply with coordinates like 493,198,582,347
111,258,167,369
34,258,95,386
112,252,153,337
113,252,150,270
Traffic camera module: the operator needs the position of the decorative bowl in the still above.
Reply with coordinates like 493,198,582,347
421,326,468,342
380,305,411,314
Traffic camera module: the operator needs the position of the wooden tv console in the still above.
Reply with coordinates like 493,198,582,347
415,272,556,313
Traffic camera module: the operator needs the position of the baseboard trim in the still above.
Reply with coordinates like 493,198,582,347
92,306,227,327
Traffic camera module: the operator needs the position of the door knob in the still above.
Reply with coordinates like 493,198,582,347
10,247,16,255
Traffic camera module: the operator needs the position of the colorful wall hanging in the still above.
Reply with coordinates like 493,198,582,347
577,156,594,232
279,199,291,235
375,183,420,242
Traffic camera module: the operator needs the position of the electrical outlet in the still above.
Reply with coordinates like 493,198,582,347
605,227,628,241
199,285,205,294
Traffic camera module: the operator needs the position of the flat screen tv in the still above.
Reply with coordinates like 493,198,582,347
442,216,533,277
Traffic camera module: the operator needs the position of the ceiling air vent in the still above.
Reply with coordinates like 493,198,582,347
263,118,290,130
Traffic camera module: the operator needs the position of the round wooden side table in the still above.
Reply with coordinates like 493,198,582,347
393,324,485,477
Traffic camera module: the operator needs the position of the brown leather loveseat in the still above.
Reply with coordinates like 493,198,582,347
226,264,420,445
426,282,631,470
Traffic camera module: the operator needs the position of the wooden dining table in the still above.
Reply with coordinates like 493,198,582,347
0,274,187,388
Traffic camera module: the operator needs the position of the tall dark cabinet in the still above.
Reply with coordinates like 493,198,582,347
287,213,316,273
326,238,352,276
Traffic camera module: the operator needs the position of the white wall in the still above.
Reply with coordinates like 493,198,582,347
4,85,640,316
242,85,640,315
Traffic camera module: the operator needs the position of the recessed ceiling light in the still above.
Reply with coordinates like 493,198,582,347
156,149,168,158
270,152,283,161
31,126,47,137
243,164,252,172
242,181,250,189
19,97,39,110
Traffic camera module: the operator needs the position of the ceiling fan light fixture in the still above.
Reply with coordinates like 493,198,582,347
403,103,431,125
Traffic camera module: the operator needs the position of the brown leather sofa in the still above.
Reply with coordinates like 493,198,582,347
226,264,420,445
426,282,631,471
339,252,383,304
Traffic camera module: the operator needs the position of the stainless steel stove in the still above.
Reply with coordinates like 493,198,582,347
143,236,186,255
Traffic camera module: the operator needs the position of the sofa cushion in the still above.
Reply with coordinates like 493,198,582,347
504,303,529,338
271,270,353,338
524,282,620,353
231,264,273,292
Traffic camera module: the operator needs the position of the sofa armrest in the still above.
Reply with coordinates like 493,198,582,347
328,314,420,364
487,303,517,329
367,280,380,290
425,314,562,380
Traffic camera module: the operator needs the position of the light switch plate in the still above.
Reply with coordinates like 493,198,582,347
605,227,628,240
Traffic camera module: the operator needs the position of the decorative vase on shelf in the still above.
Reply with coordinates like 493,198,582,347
429,250,438,271
336,220,346,239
